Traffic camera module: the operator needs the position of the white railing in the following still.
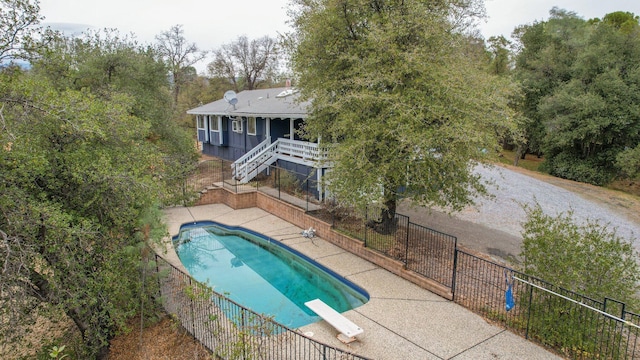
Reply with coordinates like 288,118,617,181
232,138,327,183
233,137,271,169
276,138,321,161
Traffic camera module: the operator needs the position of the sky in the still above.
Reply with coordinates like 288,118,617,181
39,0,640,74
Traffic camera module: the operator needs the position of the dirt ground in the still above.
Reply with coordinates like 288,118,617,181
107,316,211,360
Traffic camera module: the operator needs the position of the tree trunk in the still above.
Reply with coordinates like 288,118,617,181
367,196,397,235
514,144,526,166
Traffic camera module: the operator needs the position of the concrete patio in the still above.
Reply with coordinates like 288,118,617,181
161,203,563,360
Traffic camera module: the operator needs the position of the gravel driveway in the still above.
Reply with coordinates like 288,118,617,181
399,164,640,264
468,164,640,242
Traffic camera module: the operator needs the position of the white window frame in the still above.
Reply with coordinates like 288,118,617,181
247,117,257,136
232,118,243,133
197,115,209,143
197,115,206,130
208,115,219,132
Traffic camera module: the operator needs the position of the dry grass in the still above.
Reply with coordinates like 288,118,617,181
107,316,211,360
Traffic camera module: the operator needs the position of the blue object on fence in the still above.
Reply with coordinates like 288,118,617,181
505,270,515,311
505,284,515,311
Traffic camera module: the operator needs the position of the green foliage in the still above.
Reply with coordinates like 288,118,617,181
289,0,516,219
48,345,68,359
540,152,615,185
0,71,171,357
0,24,197,357
520,203,640,309
486,35,513,76
616,144,640,179
514,8,640,185
519,203,640,358
31,28,199,202
0,0,50,62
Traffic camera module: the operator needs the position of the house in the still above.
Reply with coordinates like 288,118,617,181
187,87,328,200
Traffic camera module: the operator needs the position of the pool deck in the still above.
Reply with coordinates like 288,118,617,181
161,204,563,360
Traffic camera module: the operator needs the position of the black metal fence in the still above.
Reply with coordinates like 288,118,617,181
255,164,321,212
454,250,640,359
180,159,321,211
332,210,457,288
179,157,640,359
156,255,370,360
330,209,640,359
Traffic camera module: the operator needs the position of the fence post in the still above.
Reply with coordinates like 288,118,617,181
189,277,196,337
277,167,281,199
404,222,410,269
364,206,368,247
241,311,247,360
451,247,459,300
222,159,225,184
182,177,187,207
305,175,309,212
234,163,238,193
525,282,534,340
155,254,162,300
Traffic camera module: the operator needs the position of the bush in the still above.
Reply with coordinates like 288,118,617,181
541,153,616,185
519,203,640,357
520,203,640,308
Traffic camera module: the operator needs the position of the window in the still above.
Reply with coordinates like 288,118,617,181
196,115,208,143
209,116,219,131
232,119,243,133
247,117,256,135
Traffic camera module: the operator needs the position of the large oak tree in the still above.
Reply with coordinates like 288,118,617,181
288,0,516,229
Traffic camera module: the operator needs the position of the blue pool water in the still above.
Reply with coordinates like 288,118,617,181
173,221,369,328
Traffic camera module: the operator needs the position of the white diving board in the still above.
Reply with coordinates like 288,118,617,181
304,298,364,343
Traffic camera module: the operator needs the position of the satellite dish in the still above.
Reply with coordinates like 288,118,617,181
223,90,238,106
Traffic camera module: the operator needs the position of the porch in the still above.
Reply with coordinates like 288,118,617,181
231,137,328,195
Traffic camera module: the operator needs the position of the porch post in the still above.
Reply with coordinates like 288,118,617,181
289,118,294,140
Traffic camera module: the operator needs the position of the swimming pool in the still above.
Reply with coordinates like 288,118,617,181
173,221,369,328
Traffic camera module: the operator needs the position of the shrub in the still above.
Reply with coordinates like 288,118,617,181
520,203,640,308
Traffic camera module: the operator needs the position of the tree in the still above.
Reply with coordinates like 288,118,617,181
616,144,640,180
486,35,512,76
0,72,167,358
519,203,640,359
208,35,279,91
33,28,199,194
155,24,207,104
514,8,640,185
288,0,516,230
1,14,196,358
0,0,48,62
520,203,640,309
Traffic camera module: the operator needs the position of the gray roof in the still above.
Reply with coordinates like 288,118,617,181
187,87,309,118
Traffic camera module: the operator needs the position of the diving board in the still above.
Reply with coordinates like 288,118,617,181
305,298,363,343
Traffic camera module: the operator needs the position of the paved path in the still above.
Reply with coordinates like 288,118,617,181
162,204,563,360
